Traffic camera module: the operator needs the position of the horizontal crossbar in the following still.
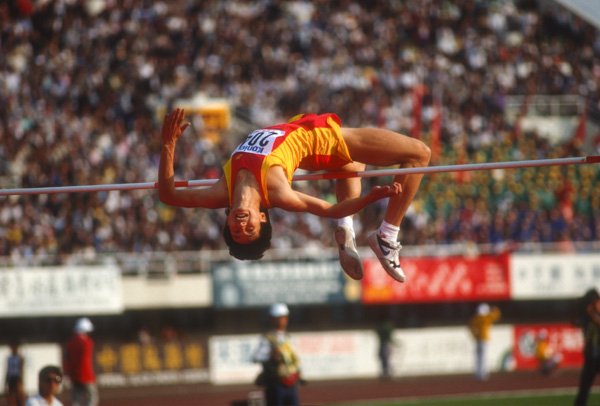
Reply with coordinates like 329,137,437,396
1,156,598,197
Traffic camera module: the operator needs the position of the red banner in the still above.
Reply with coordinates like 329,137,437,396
513,324,583,370
361,253,510,304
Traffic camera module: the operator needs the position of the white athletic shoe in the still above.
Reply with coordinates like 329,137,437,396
367,231,406,283
334,226,364,280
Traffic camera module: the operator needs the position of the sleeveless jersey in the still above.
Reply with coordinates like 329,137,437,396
6,354,22,378
223,113,352,208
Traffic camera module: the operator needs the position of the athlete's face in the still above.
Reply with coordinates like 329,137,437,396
227,208,267,244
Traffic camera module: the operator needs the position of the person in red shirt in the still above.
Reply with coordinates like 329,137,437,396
63,318,98,406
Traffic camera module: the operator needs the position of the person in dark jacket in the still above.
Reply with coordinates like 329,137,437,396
574,289,600,406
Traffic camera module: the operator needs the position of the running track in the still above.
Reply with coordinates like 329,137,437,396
55,369,588,405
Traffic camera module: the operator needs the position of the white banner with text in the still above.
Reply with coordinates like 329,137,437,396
208,326,514,384
0,265,123,316
510,253,600,299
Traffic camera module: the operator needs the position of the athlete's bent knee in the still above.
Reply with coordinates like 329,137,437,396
420,143,432,166
411,141,431,167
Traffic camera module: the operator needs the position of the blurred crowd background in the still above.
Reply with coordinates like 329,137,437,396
1,0,600,264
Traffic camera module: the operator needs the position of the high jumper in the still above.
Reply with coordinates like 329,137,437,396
158,108,431,283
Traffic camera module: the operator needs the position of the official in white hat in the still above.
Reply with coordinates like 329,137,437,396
252,303,302,405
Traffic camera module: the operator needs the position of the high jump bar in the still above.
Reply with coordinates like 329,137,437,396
1,156,599,197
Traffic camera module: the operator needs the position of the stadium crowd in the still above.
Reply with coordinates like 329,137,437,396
1,0,600,264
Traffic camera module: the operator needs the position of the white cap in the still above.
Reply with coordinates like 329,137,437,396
269,303,289,318
477,303,490,316
74,317,94,333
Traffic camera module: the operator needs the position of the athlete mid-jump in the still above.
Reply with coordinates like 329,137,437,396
158,108,430,282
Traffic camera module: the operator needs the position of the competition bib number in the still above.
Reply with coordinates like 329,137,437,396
233,129,285,156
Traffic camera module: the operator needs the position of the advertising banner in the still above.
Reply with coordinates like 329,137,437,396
0,266,123,316
208,327,515,384
361,253,510,304
208,331,378,385
390,325,513,376
292,331,379,380
513,324,583,370
510,253,600,299
209,334,262,384
212,260,360,308
95,338,209,387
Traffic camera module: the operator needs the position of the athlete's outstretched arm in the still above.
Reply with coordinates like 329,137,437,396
158,108,228,209
274,183,402,219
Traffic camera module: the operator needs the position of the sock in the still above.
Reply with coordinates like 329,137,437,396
378,221,399,242
338,216,355,238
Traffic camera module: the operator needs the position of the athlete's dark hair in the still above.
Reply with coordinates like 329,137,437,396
223,208,272,260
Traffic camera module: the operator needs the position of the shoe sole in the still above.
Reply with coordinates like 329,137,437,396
335,227,364,280
367,234,406,283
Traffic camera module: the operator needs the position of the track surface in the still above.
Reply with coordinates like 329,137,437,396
54,369,588,405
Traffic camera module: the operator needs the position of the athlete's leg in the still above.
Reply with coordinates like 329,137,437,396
341,127,431,227
334,161,365,206
341,127,430,282
333,161,365,280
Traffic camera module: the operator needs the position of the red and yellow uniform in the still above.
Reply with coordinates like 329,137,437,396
223,113,352,208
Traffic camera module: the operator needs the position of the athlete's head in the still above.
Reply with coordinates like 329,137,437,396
223,207,272,260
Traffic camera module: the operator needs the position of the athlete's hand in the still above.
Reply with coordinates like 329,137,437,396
161,108,191,146
367,182,402,201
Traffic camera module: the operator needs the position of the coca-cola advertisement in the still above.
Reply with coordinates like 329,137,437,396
361,253,511,303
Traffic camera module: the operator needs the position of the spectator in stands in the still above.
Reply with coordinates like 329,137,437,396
24,365,63,406
469,303,501,381
63,318,98,406
0,1,598,265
